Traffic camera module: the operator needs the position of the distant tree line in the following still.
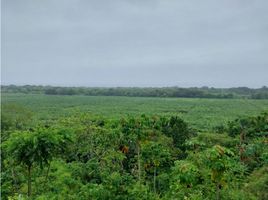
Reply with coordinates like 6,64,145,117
1,85,268,99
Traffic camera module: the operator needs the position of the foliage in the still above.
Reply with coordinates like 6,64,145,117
161,116,193,151
3,127,72,168
2,85,268,99
244,165,268,200
2,127,72,197
1,97,268,199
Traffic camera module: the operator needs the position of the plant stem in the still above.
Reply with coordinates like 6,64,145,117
216,182,220,200
154,167,156,194
137,142,141,183
28,165,32,197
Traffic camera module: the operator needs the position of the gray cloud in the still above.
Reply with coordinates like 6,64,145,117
2,0,268,87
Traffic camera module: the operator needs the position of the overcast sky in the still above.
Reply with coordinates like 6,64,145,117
2,0,268,87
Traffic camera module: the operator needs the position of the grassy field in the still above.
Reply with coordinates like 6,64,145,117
2,93,268,131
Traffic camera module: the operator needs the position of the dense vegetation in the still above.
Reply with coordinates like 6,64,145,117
2,85,268,99
1,93,268,199
1,103,268,199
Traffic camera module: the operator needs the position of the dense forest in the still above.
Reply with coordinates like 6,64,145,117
1,103,268,199
2,85,268,99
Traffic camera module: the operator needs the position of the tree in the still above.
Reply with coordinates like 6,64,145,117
166,160,203,199
161,116,193,151
141,141,172,194
227,113,268,165
3,127,72,197
205,145,234,200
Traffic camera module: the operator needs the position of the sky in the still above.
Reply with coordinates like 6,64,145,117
1,0,268,88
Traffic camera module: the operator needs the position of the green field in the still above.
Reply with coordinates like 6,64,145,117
2,93,268,130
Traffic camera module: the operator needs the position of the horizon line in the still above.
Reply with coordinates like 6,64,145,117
1,84,268,90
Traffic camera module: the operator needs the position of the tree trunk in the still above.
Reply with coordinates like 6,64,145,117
137,143,141,183
153,167,156,194
240,130,244,146
216,182,220,200
239,130,245,162
11,167,19,195
44,162,51,187
27,165,32,197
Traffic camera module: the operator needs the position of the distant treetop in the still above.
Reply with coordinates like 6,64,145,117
1,85,268,99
